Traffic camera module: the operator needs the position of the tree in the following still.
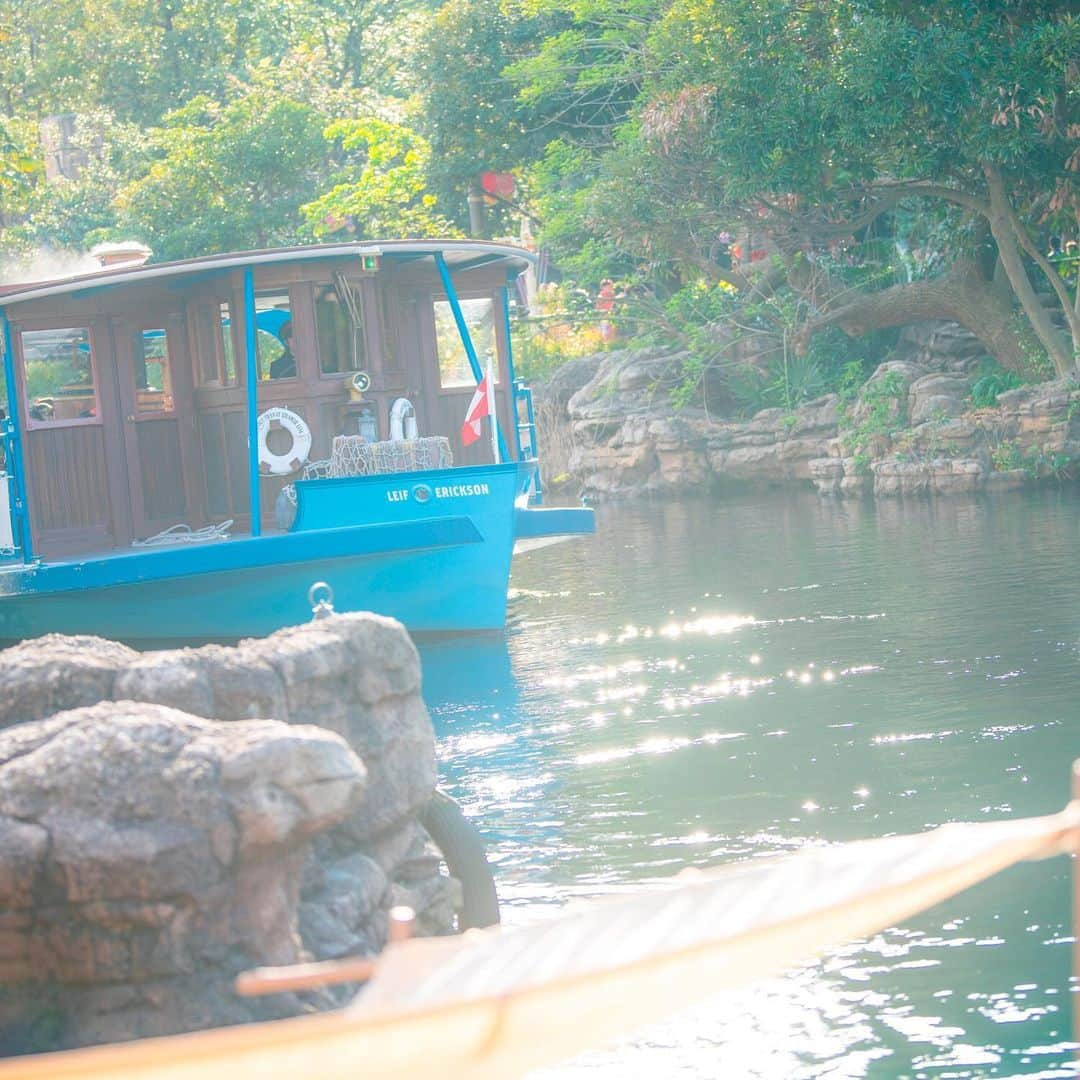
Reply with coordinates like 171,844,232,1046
408,0,566,233
516,0,1080,375
0,112,149,260
0,0,326,127
301,118,461,240
118,90,330,259
0,117,41,231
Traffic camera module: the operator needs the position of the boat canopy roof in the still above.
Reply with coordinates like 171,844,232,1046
0,240,536,307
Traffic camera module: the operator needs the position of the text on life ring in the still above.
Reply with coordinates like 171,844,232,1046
257,407,312,475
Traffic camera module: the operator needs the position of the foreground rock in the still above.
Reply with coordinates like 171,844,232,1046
0,614,459,1054
0,704,364,1051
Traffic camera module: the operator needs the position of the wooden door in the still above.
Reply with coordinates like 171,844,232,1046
112,315,199,539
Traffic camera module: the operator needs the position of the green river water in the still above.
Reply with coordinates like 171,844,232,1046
419,489,1079,1079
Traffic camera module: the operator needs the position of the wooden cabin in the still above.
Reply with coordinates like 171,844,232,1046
0,242,533,561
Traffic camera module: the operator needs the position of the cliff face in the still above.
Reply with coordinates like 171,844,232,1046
0,613,459,1054
542,324,1080,499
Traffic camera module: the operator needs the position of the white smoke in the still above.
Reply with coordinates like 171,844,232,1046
0,249,100,288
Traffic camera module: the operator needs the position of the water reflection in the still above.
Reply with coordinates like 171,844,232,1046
420,489,1079,1077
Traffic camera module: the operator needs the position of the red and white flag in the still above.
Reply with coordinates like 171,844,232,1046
461,376,490,447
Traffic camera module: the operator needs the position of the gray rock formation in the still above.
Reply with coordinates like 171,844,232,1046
907,373,972,426
0,614,459,1054
0,615,435,838
0,703,365,1052
0,634,137,728
566,349,713,497
545,321,1080,500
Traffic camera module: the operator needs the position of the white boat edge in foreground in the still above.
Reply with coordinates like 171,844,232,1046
2,793,1077,1080
4,781,1075,1075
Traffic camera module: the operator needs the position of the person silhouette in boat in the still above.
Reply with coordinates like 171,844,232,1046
269,321,296,379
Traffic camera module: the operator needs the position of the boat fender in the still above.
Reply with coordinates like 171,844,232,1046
257,407,312,475
419,789,500,930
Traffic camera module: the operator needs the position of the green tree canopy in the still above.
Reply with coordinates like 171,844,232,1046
1,0,1077,390
117,90,330,259
302,117,461,240
511,0,1080,375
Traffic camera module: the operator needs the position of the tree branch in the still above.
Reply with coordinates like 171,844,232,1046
794,259,1032,375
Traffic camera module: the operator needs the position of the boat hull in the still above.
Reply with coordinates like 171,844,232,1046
0,462,592,642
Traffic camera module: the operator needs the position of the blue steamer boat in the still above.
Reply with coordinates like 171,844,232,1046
0,241,593,640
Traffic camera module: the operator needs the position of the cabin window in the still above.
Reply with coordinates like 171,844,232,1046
219,302,237,385
20,326,99,426
433,298,496,388
316,285,366,375
255,293,295,380
133,329,175,415
195,301,237,387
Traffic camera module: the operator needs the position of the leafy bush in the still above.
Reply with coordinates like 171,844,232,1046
990,439,1024,472
510,283,606,381
727,351,828,415
659,282,890,416
512,319,604,381
839,369,908,460
969,364,1022,408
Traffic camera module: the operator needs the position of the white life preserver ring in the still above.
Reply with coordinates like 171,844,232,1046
257,407,312,475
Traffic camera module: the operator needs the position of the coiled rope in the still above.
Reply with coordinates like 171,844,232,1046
132,520,234,547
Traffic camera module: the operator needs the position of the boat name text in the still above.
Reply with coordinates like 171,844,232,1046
386,482,491,502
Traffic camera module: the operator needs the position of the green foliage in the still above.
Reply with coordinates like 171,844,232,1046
969,363,1023,409
118,91,330,260
512,319,604,381
23,356,83,402
408,0,561,232
499,0,1080,374
726,351,829,416
1011,315,1057,381
990,438,1022,472
511,282,607,381
525,138,638,285
990,437,1076,481
839,369,908,461
662,279,739,328
835,360,868,408
0,0,1076,395
1,112,149,257
655,277,885,416
1023,444,1075,481
301,119,460,241
0,0,355,126
0,117,41,215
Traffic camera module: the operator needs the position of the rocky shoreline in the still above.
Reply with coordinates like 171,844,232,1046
539,323,1080,500
0,614,459,1054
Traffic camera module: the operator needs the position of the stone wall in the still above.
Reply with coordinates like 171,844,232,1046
549,324,1080,499
0,614,458,1054
808,370,1080,498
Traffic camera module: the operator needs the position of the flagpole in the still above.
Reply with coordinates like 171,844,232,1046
487,355,500,464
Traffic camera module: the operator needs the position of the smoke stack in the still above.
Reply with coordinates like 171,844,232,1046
89,242,152,269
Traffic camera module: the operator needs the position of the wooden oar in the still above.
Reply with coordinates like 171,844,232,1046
235,956,378,996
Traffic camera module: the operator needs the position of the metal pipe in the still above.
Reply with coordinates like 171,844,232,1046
242,269,261,537
433,253,509,462
467,189,488,239
501,284,522,461
0,310,32,560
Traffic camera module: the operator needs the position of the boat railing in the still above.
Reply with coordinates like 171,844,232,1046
514,379,544,506
0,418,27,562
